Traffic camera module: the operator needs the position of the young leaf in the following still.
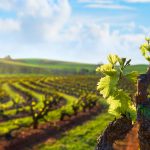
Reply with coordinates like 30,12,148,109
118,58,126,67
97,64,117,76
97,76,118,98
107,54,119,65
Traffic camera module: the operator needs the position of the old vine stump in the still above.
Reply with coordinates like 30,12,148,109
96,116,133,150
136,70,150,150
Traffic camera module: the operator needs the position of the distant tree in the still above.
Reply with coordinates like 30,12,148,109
4,55,12,60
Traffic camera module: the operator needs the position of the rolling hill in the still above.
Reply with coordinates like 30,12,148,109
0,58,97,75
0,57,148,75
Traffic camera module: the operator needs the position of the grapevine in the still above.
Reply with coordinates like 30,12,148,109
96,38,150,150
140,37,150,61
96,54,137,120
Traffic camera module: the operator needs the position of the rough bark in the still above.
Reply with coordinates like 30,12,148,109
96,116,133,150
136,66,150,150
138,118,150,150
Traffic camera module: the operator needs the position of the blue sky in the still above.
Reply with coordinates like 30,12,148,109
0,0,150,64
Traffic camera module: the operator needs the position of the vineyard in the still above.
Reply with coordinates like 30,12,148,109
0,39,149,150
0,75,114,150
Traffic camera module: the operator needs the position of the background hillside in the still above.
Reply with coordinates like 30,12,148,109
0,58,97,75
0,57,148,75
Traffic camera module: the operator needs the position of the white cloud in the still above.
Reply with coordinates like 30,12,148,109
17,0,71,42
139,26,150,36
0,0,15,11
0,19,20,32
42,0,71,41
79,0,150,3
19,0,53,18
78,0,132,9
85,4,132,9
0,0,71,42
58,19,147,63
78,0,113,4
125,0,150,2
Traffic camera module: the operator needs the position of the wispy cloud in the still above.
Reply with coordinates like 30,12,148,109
78,0,132,9
125,0,150,2
0,18,20,32
0,0,14,11
85,4,132,9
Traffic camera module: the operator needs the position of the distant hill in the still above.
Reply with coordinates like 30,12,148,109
0,58,97,75
126,64,148,74
16,58,96,70
0,57,148,75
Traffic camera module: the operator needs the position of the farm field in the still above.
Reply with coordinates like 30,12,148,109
0,63,145,150
0,74,114,150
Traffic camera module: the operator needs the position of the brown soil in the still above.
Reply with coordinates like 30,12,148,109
113,123,139,150
0,105,102,150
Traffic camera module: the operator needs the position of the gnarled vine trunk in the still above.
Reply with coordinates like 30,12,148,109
96,67,150,150
136,67,150,150
138,118,150,150
96,116,133,150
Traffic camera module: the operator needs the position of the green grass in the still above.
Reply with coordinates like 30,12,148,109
37,112,114,150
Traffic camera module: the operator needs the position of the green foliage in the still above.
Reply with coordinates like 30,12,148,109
140,37,150,62
96,54,137,121
97,76,117,98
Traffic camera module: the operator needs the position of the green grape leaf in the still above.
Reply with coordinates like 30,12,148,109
140,40,150,61
145,56,150,61
107,54,119,65
96,53,136,121
140,44,147,55
106,90,136,120
118,58,126,67
128,104,136,121
145,37,150,43
96,64,117,76
115,90,131,114
125,71,138,83
97,76,118,98
125,59,131,67
107,95,121,116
